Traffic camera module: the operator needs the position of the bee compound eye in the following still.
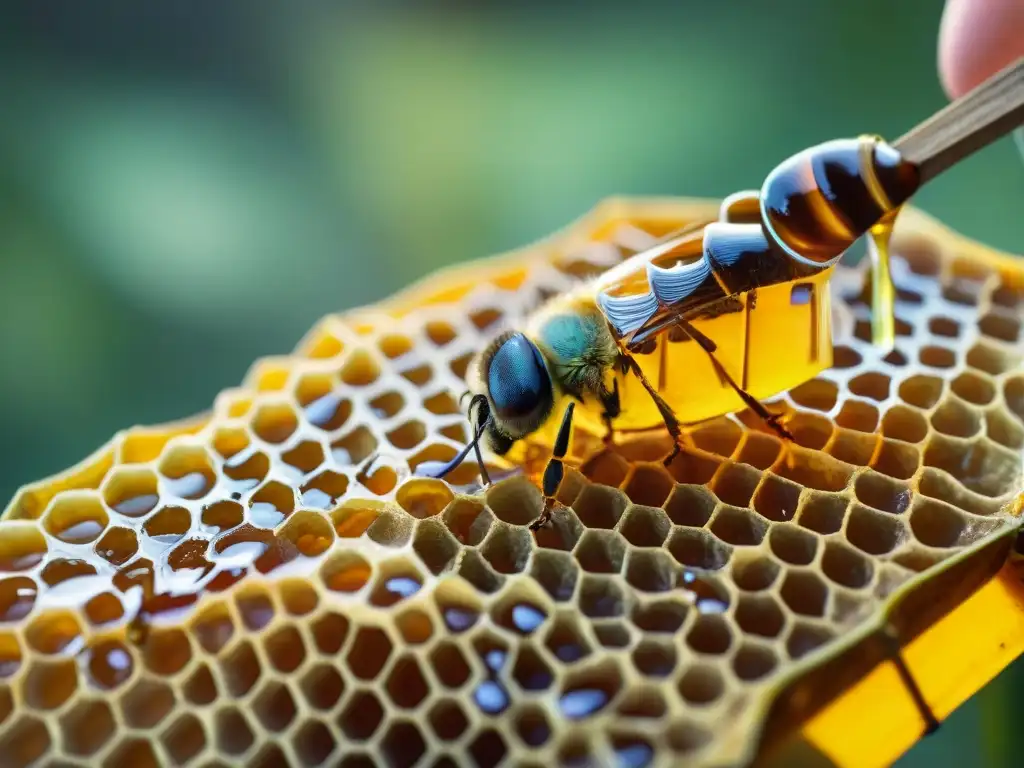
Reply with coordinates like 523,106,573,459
487,334,552,421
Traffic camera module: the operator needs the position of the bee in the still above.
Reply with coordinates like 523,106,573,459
422,134,920,530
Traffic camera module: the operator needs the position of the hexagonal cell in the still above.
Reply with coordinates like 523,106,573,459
928,316,960,338
412,519,460,576
469,729,508,768
441,497,493,545
909,498,979,548
514,705,551,747
59,698,115,757
40,557,97,588
786,412,834,451
735,593,786,638
854,471,912,515
222,449,270,493
530,549,579,602
85,638,133,690
84,592,125,627
968,341,1018,376
310,611,350,655
293,719,337,767
263,624,306,674
574,529,627,574
780,570,829,617
796,492,848,535
346,627,392,681
219,641,261,698
0,716,51,767
828,428,880,468
578,575,625,618
511,645,554,692
558,660,623,720
686,614,733,655
734,642,779,682
183,663,218,705
821,540,874,589
369,560,424,608
23,658,77,710
94,526,138,566
871,440,920,481
366,508,414,546
320,551,372,594
735,432,785,470
730,552,781,592
300,663,346,710
789,377,839,412
385,654,430,708
22,611,81,658
331,426,379,466
161,713,207,766
752,473,801,522
898,375,943,410
248,481,296,528
159,445,216,500
768,524,818,566
773,448,852,492
579,449,631,488
300,470,350,510
380,721,428,768
710,462,761,507
617,505,669,548
144,505,192,545
0,524,47,572
429,640,472,688
667,527,731,570
677,664,725,705
43,493,108,545
250,402,299,445
709,506,767,547
924,435,1021,497
632,638,677,678
253,680,298,732
277,511,334,558
849,372,891,401
215,708,254,756
429,699,469,741
480,525,531,575
300,388,353,433
121,678,175,728
625,549,678,593
280,440,326,477
622,465,675,508
835,400,880,433
572,484,628,529
394,478,453,520
787,621,836,660
931,397,982,438
610,733,657,768
103,467,160,518
0,575,36,622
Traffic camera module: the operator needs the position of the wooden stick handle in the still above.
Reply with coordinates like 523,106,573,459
893,57,1024,184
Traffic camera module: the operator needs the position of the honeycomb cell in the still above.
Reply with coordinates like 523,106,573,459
161,713,207,765
103,467,160,518
293,719,337,767
677,665,725,705
854,471,912,515
898,375,944,410
183,664,218,705
686,615,733,655
787,622,836,660
144,505,192,545
925,435,1021,498
569,484,628,529
263,624,306,673
909,498,974,548
625,549,678,593
710,506,767,547
300,663,345,710
710,462,761,507
789,378,839,412
381,721,428,768
849,372,891,401
24,658,77,710
0,524,46,572
752,474,801,522
665,449,721,485
0,575,37,622
787,412,834,451
558,661,622,720
386,654,430,708
768,525,818,566
881,405,928,443
310,611,350,655
579,575,625,618
835,400,880,433
623,465,674,508
967,341,1016,376
987,408,1024,450
43,493,108,545
86,639,133,690
121,678,175,728
320,551,372,594
252,680,297,732
219,641,261,697
735,594,786,638
331,426,378,466
530,550,579,602
159,446,216,500
480,526,531,574
667,527,731,570
575,529,627,574
442,497,493,545
0,716,51,768
619,504,671,547
429,699,469,741
470,729,508,768
94,526,138,566
632,638,676,678
730,553,781,592
511,645,554,691
59,699,115,757
871,440,920,481
346,627,392,680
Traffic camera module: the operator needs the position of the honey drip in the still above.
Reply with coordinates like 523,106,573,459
867,210,900,354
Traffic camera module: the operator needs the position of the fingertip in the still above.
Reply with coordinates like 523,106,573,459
939,0,1024,99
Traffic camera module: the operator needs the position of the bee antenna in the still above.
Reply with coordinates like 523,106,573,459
417,394,492,484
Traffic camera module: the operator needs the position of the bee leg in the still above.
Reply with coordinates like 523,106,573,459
675,318,794,442
529,401,575,531
881,622,941,736
620,355,687,465
599,379,621,447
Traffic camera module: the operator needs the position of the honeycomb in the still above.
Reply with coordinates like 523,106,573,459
1,197,1023,768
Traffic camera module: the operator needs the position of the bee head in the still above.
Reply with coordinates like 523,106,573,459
477,331,555,449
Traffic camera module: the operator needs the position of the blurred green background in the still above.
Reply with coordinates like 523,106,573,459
0,2,1020,765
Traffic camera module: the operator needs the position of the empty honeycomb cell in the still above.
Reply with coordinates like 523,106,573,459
263,624,306,674
622,465,675,508
219,641,261,697
183,663,218,705
234,586,275,632
663,485,716,527
214,708,254,752
570,484,628,530
292,719,337,767
625,549,679,593
632,638,677,678
395,478,453,519
346,627,392,681
105,737,163,768
385,654,430,709
820,540,874,590
924,434,1021,497
710,462,761,507
773,447,852,492
0,575,37,622
558,661,622,720
616,505,670,548
369,390,406,420
854,471,912,515
686,614,732,655
510,644,554,691
709,506,767,547
574,530,627,574
689,418,744,458
677,664,725,705
768,524,818,566
909,498,973,548
789,378,839,412
786,412,835,451
0,524,46,573
331,426,378,466
931,397,982,438
0,715,51,767
295,663,345,712
412,520,460,576
579,576,624,618
979,310,1021,342
928,316,961,339
987,408,1024,450
846,504,908,555
458,549,505,594
919,345,957,369
734,594,786,638
121,678,175,728
831,344,863,369
102,467,160,519
827,428,879,467
787,621,836,660
480,525,531,575
665,450,721,486
881,405,928,443
667,527,731,570
429,699,469,741
249,481,296,528
514,705,551,747
144,506,192,545
470,728,510,768
142,628,193,677
751,474,801,522
893,546,946,573
252,680,297,732
530,550,578,602
429,640,472,689
308,612,350,657
733,433,784,471
381,721,428,768
968,341,1018,376
871,439,920,481
780,571,829,617
59,698,116,757
159,446,216,500
42,493,108,545
729,552,781,592
849,372,891,402
161,712,207,765
450,352,474,380
190,602,235,655
835,400,880,434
